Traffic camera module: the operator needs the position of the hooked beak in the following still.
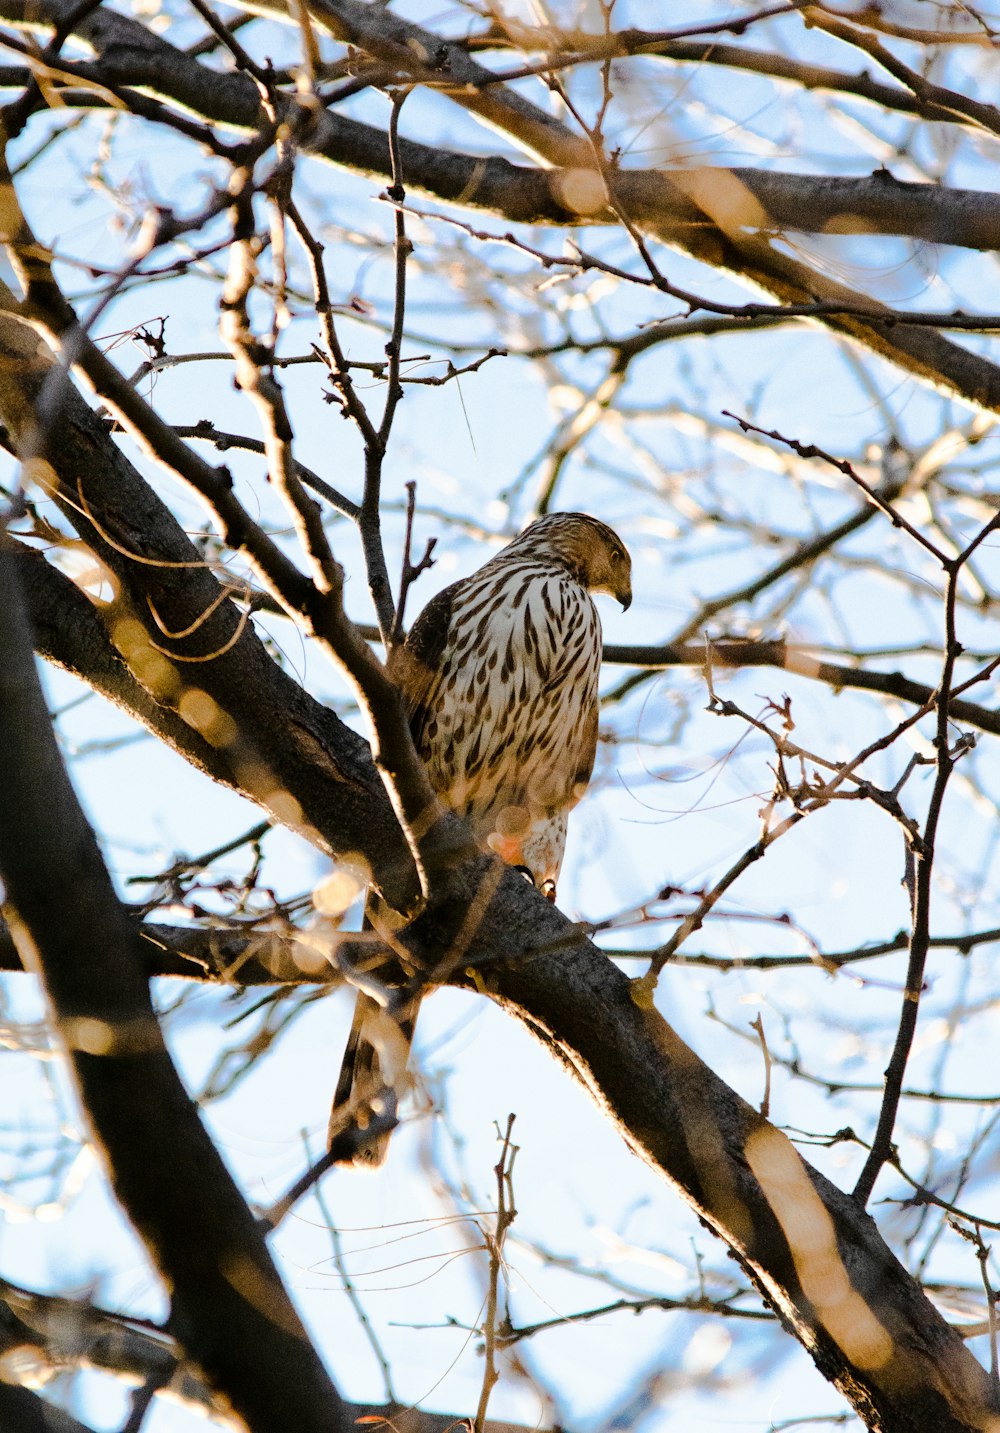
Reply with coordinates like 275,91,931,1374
617,579,632,612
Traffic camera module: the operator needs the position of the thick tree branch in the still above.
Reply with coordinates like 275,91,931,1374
801,5,1000,136
0,168,451,913
252,0,598,167
602,637,1000,738
0,912,357,983
0,1273,543,1433
468,875,1000,1432
0,7,996,1417
2,0,1000,419
6,519,996,1421
0,720,995,1425
0,293,420,910
20,510,1000,755
1,0,997,249
38,884,985,1430
7,913,1000,988
0,529,352,1432
233,0,1000,414
467,24,984,128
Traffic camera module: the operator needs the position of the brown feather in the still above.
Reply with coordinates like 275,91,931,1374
330,513,631,1167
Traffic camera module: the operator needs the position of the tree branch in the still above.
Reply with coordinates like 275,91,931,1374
7,519,994,1420
2,0,1000,417
466,23,984,128
0,1273,539,1433
0,291,420,909
0,528,352,1432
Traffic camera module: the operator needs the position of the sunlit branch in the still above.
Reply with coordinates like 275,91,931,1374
0,291,420,906
802,2,996,44
602,638,1000,741
801,6,1000,137
3,174,446,899
473,1114,518,1433
171,419,360,518
0,529,351,1432
853,547,992,1204
0,1273,543,1433
464,24,979,127
219,171,343,595
1,0,999,423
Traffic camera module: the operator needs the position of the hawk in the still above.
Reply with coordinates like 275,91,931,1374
330,512,632,1165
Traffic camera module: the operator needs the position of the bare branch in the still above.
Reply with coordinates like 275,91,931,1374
0,528,351,1431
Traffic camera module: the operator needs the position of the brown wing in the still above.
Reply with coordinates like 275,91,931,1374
392,580,459,756
571,696,600,808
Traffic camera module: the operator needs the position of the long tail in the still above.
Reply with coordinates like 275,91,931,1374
328,910,419,1168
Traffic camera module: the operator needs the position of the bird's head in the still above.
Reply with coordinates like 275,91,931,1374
513,512,632,610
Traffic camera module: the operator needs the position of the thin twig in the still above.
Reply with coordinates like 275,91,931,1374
171,420,359,518
474,1114,518,1433
950,1221,1000,1383
219,164,342,596
851,508,1000,1202
357,89,413,645
306,1132,398,1404
390,480,436,647
750,1013,772,1118
722,412,947,562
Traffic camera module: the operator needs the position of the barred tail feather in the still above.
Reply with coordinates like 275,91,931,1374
329,930,419,1169
328,992,403,1168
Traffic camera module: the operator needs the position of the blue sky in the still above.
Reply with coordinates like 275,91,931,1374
4,0,1000,1428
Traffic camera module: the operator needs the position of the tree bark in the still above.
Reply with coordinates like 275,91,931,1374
0,295,419,911
0,22,997,1420
0,532,352,1433
1,0,999,415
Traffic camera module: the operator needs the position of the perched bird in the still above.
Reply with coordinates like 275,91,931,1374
329,511,632,1165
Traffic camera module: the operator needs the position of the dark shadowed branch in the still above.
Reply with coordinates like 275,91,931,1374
0,530,351,1431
